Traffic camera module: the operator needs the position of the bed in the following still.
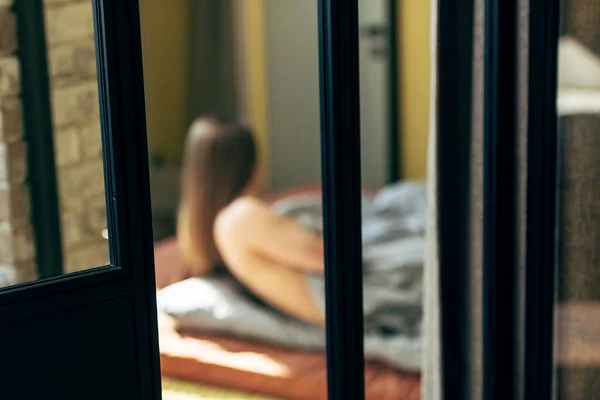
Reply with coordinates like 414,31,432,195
154,185,422,399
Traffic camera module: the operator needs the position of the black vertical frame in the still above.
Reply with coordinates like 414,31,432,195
436,0,475,397
482,0,560,399
387,0,400,182
482,0,518,399
15,0,64,278
522,0,559,398
318,0,365,399
93,0,162,396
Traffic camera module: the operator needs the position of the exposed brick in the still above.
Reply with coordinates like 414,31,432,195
54,127,80,166
0,56,20,97
47,42,97,85
44,0,77,5
16,261,37,283
79,119,102,158
48,46,75,80
73,42,97,78
0,261,37,288
0,97,23,142
0,263,16,287
0,183,30,222
79,196,107,236
44,1,94,45
60,211,80,247
61,198,106,248
0,141,26,184
64,240,109,273
0,9,16,57
51,81,99,126
57,159,105,209
12,224,34,262
0,222,35,265
42,0,111,278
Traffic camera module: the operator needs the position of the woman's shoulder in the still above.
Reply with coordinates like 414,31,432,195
214,196,271,235
225,195,270,217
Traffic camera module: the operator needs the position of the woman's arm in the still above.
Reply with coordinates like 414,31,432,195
215,197,325,274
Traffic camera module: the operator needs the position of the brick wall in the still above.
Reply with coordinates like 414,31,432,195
1,0,111,286
43,0,109,273
0,0,36,287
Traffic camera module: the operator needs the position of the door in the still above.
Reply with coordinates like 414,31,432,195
0,1,161,399
318,0,366,398
358,0,390,187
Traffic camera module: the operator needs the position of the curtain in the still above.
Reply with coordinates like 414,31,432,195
187,0,237,124
425,0,600,399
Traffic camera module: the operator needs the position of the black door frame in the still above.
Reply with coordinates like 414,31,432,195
92,1,162,393
482,0,519,398
318,0,366,398
521,0,560,398
0,1,161,398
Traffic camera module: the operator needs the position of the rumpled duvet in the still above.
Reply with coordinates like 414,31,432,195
157,181,425,372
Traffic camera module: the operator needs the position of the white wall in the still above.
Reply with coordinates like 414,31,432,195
265,0,322,191
264,0,390,191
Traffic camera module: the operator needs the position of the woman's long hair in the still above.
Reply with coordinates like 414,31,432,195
177,117,257,276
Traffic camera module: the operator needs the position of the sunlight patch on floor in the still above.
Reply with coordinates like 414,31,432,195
162,378,277,400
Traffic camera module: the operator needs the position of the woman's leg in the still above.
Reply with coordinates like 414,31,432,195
214,199,326,325
219,237,325,326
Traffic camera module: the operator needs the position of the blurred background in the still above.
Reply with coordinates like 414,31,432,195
0,0,431,282
140,0,431,241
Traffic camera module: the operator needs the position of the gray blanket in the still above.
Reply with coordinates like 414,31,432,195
157,181,425,372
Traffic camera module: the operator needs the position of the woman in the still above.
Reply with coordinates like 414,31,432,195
177,117,326,325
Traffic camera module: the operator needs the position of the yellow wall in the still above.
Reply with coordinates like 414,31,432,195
243,0,270,192
139,0,191,167
397,0,430,180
